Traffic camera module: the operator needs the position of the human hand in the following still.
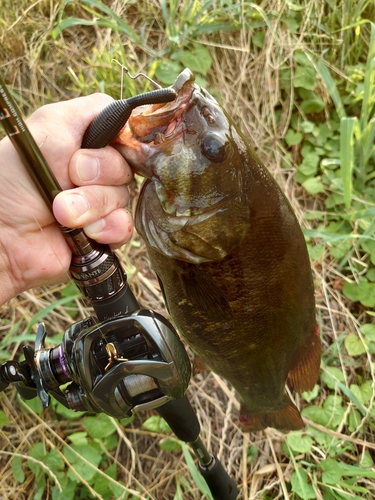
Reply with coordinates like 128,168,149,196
0,93,133,305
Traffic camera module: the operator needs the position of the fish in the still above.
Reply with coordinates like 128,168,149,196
113,68,321,432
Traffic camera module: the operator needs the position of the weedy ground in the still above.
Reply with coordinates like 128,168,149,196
0,1,375,499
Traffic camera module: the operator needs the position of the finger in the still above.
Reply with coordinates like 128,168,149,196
52,185,129,228
29,93,115,142
83,208,133,248
69,146,133,187
28,94,117,189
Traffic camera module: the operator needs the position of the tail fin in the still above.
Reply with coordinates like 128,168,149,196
239,395,303,432
288,323,321,393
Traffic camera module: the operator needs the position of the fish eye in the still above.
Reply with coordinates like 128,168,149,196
201,134,229,162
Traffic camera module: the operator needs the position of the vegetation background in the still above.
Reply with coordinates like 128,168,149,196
0,1,375,499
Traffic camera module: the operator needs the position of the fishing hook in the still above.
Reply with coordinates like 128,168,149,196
112,60,162,90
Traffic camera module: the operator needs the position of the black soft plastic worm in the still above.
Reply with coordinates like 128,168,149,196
82,87,176,149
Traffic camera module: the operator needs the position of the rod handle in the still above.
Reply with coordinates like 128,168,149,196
199,456,238,500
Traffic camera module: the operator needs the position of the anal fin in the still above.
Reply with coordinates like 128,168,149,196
239,396,304,432
288,323,321,393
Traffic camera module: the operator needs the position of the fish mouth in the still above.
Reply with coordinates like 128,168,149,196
126,69,196,144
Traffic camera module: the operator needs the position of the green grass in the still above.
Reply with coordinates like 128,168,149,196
1,0,375,499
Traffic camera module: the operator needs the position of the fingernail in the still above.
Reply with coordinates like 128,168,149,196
63,193,90,219
85,218,106,236
76,153,99,181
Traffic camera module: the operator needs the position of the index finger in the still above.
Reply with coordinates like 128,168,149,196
69,146,133,187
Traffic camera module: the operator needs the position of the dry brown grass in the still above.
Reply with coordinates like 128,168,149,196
1,1,374,499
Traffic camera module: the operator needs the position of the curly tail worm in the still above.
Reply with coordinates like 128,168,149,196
82,88,176,149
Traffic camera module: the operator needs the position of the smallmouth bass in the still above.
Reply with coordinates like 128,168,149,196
114,69,321,432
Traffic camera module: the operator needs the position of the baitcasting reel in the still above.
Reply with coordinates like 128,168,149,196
0,70,238,499
0,310,191,418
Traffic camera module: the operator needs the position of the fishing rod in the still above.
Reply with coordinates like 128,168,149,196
0,73,238,500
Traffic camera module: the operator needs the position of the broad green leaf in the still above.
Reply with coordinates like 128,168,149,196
333,381,367,417
350,381,373,405
92,464,118,498
285,129,303,146
286,431,313,453
45,448,65,472
22,397,43,415
343,280,375,307
324,395,344,415
282,16,300,33
142,415,171,433
0,410,10,426
302,176,325,194
360,323,375,341
83,414,117,439
298,152,320,176
321,457,375,484
290,468,316,499
174,45,212,76
294,65,317,90
252,30,265,48
64,444,102,482
321,366,345,390
109,479,127,499
300,92,326,114
120,414,135,427
320,458,344,485
306,426,331,446
155,60,182,85
34,474,47,500
348,408,362,432
159,438,182,451
11,456,25,483
52,478,76,500
303,395,344,429
361,450,374,467
27,443,45,476
301,120,315,133
301,384,320,402
294,50,313,67
307,243,324,261
329,238,352,259
67,432,89,446
360,239,375,265
302,405,328,426
52,400,86,420
344,333,367,356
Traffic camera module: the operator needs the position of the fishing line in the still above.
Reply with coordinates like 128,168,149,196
112,59,162,90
